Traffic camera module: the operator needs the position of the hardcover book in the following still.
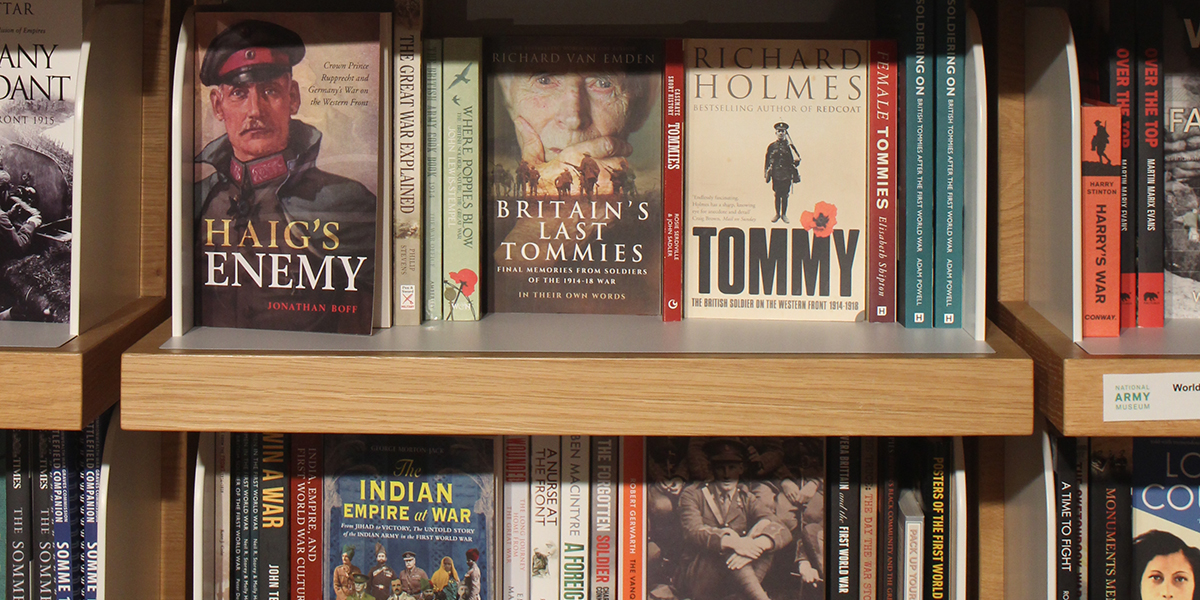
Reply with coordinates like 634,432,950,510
1081,102,1121,336
1089,437,1132,600
683,40,873,321
503,436,530,600
1135,0,1165,327
899,0,935,328
933,0,964,328
324,435,496,600
1162,0,1200,318
486,38,664,315
559,436,589,600
1131,438,1200,600
1105,0,1138,328
192,12,387,334
392,9,422,325
645,437,825,600
829,436,860,600
0,0,81,323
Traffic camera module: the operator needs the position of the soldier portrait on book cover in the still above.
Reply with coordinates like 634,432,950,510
193,13,382,333
764,122,801,224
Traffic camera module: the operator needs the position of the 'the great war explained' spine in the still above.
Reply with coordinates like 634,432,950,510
560,437,589,600
869,41,899,323
934,0,964,328
259,434,288,600
424,39,444,322
442,38,482,321
1135,0,1164,327
393,23,423,324
505,436,530,600
900,0,935,328
663,39,685,322
590,437,618,600
1108,0,1138,328
530,436,561,600
290,433,322,600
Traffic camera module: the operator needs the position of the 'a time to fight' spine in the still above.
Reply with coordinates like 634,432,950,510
869,41,899,323
663,39,685,322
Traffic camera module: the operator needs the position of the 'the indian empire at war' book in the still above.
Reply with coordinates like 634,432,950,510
0,0,81,323
324,435,496,600
684,40,872,321
193,12,386,334
486,38,663,315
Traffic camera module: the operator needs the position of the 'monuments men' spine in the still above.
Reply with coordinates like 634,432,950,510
559,437,589,600
393,10,423,325
1135,0,1165,327
869,42,899,323
933,0,963,328
530,436,561,600
505,437,530,600
289,433,322,600
662,39,685,322
9,432,30,600
900,0,935,328
589,437,617,600
441,38,483,321
258,434,288,600
1088,437,1132,600
424,39,444,322
1107,0,1138,328
33,432,54,600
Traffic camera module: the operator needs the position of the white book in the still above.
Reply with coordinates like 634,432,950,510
391,5,422,325
505,436,531,600
216,432,231,600
899,489,924,600
559,436,589,600
530,436,561,600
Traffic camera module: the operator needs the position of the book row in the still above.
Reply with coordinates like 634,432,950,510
193,434,967,600
175,2,986,336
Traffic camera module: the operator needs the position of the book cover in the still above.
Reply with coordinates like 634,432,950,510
1161,0,1200,317
1082,102,1122,336
1106,0,1138,328
504,436,530,600
485,38,664,315
530,436,560,600
324,435,496,600
193,13,385,334
829,437,859,600
392,12,422,324
424,38,444,322
899,0,935,328
897,489,923,600
1052,434,1079,600
259,433,289,600
9,431,30,600
934,0,964,328
0,0,80,323
859,438,878,600
1131,438,1200,600
589,437,616,600
1089,437,1132,600
868,41,899,323
645,437,825,600
33,431,53,600
663,39,685,322
1136,0,1166,327
442,38,482,321
290,433,322,600
683,40,869,321
559,436,588,600
877,438,899,600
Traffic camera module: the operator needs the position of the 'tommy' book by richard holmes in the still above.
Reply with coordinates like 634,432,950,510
486,38,663,315
1161,0,1200,318
1131,438,1200,599
683,40,875,321
193,13,387,334
324,435,496,600
0,0,81,324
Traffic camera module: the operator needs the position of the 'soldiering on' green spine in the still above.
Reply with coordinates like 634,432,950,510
901,0,935,328
934,0,963,328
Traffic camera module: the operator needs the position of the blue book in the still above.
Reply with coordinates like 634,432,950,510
933,0,964,328
49,431,78,600
78,416,107,600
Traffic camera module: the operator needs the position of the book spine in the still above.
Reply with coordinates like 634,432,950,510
1109,0,1138,329
1054,436,1079,600
33,432,53,600
934,0,964,328
560,436,589,600
0,431,7,597
900,494,924,600
217,432,232,600
259,434,288,600
923,438,949,600
249,434,262,600
1135,0,1164,327
393,24,423,324
233,433,248,600
9,431,30,600
828,437,860,600
289,433,322,600
1081,106,1122,337
662,39,685,322
1076,438,1088,600
1088,437,1132,600
424,38,444,322
877,438,899,600
869,41,899,323
531,436,561,600
77,425,99,600
505,436,530,600
622,437,644,600
49,432,75,600
590,437,617,600
859,438,878,600
900,0,935,327
441,38,482,321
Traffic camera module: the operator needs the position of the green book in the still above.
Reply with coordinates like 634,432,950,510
934,0,964,328
424,39,444,322
442,38,483,321
900,0,935,328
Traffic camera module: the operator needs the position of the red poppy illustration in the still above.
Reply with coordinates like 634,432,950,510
450,269,478,297
800,202,838,238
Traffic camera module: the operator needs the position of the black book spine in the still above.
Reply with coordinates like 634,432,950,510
827,437,860,600
922,438,949,600
1108,0,1138,328
1088,438,1132,600
249,433,262,600
877,438,899,600
32,433,53,600
233,433,248,600
258,434,289,600
9,431,31,600
1135,0,1165,326
1053,436,1079,600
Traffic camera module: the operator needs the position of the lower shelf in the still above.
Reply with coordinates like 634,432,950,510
120,319,1032,435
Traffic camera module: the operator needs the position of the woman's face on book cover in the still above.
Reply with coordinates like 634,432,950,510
1142,550,1196,600
502,71,633,162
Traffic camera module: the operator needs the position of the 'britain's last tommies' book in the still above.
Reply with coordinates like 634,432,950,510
684,40,874,321
0,0,81,323
193,12,386,334
324,435,496,600
486,38,663,315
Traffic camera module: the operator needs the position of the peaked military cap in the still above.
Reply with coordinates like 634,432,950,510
200,19,305,87
703,437,747,463
773,122,789,132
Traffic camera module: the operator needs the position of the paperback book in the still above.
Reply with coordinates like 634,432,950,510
1131,438,1200,600
1162,0,1200,318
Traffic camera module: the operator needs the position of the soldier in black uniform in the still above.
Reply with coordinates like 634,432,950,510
764,122,800,224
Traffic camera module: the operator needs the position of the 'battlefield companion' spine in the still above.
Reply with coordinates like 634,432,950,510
289,433,322,600
424,39,444,322
559,436,589,600
900,0,936,328
530,436,561,600
1081,102,1122,337
9,432,30,600
934,0,964,328
442,38,482,321
504,436,530,600
1136,0,1165,327
393,17,423,324
79,419,106,600
663,39,685,321
828,437,860,600
49,431,77,600
258,434,288,600
1107,0,1138,328
589,437,617,600
869,42,899,323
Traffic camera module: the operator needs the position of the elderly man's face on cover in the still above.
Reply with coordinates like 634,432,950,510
500,71,638,165
211,72,300,162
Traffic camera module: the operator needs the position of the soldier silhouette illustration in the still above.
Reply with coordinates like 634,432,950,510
764,122,801,223
1091,119,1112,166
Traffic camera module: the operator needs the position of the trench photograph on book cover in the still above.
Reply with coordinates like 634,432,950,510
646,437,825,600
1161,1,1200,319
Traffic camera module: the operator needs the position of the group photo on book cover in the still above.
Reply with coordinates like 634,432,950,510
192,12,383,334
486,38,664,315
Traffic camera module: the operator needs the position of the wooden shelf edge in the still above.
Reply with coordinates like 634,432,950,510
121,319,1032,435
0,296,167,430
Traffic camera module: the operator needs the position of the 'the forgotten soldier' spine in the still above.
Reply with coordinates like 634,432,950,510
590,437,618,600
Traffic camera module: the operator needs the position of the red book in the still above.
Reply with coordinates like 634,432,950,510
1081,102,1121,337
289,433,322,600
868,40,899,323
662,39,684,322
622,437,644,600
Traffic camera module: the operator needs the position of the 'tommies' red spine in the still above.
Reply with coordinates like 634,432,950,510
290,434,322,600
869,40,899,323
662,40,684,321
